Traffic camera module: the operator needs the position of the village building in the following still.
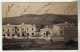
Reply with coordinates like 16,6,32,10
2,23,37,37
2,23,22,37
52,22,75,38
63,22,77,42
25,24,37,36
2,22,77,42
40,26,53,37
52,23,65,38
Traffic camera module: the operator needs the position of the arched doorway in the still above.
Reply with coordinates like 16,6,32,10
46,31,50,36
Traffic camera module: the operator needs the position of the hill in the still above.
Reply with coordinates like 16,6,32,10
2,14,77,25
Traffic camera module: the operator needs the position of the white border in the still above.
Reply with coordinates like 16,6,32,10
0,0,79,52
2,0,77,2
0,1,2,52
78,0,80,52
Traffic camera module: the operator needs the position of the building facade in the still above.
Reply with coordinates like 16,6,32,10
52,22,75,38
40,26,53,37
2,23,36,37
2,22,77,41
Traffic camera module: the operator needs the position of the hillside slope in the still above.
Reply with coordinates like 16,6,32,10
2,14,77,25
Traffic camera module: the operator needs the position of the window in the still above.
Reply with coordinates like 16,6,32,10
3,29,4,31
3,34,5,36
22,33,24,36
60,31,62,33
49,33,50,35
32,28,33,30
61,35,63,37
12,29,14,31
18,34,20,36
55,34,56,36
46,31,48,36
8,29,9,31
7,34,10,36
12,34,15,36
44,33,45,35
27,33,29,36
27,28,28,31
17,29,19,31
32,33,34,35
22,28,24,31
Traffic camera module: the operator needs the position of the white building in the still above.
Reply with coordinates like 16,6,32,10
2,22,76,41
40,26,53,37
21,23,36,36
2,23,37,37
2,23,20,37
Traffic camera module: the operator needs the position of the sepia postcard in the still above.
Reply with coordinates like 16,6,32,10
2,2,78,50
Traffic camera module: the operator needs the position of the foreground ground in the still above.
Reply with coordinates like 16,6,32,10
2,39,78,50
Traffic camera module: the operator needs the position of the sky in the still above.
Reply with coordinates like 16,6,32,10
2,2,77,17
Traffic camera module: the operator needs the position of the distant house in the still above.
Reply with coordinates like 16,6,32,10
40,26,53,37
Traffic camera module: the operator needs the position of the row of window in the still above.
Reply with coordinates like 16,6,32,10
26,28,34,30
3,33,50,36
3,28,34,32
44,33,50,35
3,29,17,31
3,33,34,36
3,33,51,36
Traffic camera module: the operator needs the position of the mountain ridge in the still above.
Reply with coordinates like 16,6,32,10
2,14,77,25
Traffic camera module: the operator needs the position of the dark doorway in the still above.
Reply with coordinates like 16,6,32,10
18,34,20,36
7,34,10,36
12,34,15,36
3,34,5,36
27,33,29,36
22,33,25,36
